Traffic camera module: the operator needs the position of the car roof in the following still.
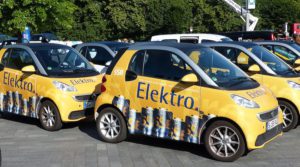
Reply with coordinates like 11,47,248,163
4,43,70,49
206,41,258,48
129,41,207,51
255,40,296,44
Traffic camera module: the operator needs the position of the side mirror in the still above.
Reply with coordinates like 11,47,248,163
105,61,112,67
248,64,260,73
0,63,4,71
125,70,137,81
294,59,300,66
21,65,36,73
181,73,198,83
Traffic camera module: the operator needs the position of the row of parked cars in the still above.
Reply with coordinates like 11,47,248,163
0,33,299,162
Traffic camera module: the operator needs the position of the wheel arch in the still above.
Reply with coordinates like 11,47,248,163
277,98,299,115
96,104,127,122
200,117,247,150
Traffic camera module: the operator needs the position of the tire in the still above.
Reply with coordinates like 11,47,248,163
279,100,299,132
38,100,63,131
204,120,246,162
96,107,127,143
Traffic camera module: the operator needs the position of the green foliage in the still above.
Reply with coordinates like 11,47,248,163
1,0,300,41
0,0,77,35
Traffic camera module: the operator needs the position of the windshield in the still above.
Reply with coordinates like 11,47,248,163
250,45,297,76
31,45,98,77
184,48,258,89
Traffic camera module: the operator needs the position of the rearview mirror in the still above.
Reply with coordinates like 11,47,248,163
181,73,198,83
248,64,260,73
0,63,4,71
294,59,300,66
21,65,36,73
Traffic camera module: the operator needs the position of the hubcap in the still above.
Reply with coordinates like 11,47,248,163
41,106,56,127
280,104,293,129
209,126,240,158
99,113,121,139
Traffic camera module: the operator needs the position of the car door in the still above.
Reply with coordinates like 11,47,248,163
124,49,202,143
0,48,38,117
213,46,264,83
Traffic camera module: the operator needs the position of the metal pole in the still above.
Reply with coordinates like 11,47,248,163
245,0,250,31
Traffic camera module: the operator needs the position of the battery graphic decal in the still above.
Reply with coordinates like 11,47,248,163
0,91,42,119
112,95,215,144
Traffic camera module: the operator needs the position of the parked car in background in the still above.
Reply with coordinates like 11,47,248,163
75,42,130,73
219,31,276,41
204,42,300,132
31,33,82,46
151,33,232,43
256,40,300,67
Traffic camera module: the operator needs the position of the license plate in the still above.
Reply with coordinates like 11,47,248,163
84,101,95,109
267,118,278,130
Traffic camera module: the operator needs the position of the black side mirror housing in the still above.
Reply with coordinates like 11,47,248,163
126,70,137,81
0,63,4,71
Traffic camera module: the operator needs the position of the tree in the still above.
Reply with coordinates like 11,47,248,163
254,0,300,30
57,0,108,41
0,0,77,36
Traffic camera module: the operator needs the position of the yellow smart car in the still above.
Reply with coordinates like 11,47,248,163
94,43,282,162
204,42,300,132
0,44,102,131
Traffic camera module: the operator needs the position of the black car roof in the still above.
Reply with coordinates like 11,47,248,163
129,41,207,51
19,43,70,48
209,41,258,48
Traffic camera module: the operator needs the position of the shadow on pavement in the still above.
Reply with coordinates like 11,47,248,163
78,120,212,160
2,114,213,160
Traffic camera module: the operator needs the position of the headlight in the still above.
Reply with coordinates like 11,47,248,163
53,81,77,92
287,81,300,90
231,94,259,108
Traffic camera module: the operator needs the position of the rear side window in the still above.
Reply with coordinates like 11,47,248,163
6,48,34,70
1,49,11,66
128,50,145,75
86,46,113,65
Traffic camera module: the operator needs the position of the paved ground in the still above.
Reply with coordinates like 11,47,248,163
0,114,299,167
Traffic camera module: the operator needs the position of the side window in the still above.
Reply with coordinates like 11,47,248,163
79,46,88,57
143,50,192,81
86,46,113,65
262,45,273,52
128,50,145,75
214,47,256,71
273,45,297,62
1,49,11,66
6,48,34,70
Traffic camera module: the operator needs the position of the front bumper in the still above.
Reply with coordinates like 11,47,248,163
255,124,283,147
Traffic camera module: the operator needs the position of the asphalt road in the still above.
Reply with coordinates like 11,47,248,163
0,114,299,167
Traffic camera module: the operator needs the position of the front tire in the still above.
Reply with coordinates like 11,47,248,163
96,107,127,143
204,120,246,162
39,100,63,131
279,100,299,132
